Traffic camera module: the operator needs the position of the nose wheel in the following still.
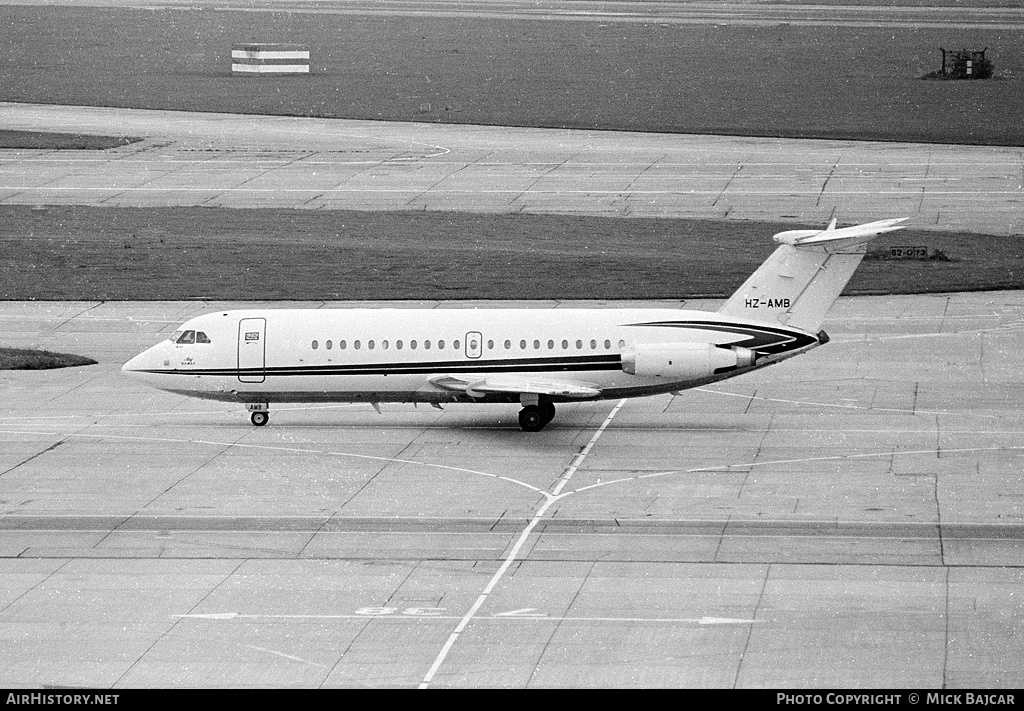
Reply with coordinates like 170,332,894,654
250,411,269,427
518,402,555,432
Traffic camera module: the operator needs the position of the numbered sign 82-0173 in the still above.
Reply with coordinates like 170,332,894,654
890,246,928,259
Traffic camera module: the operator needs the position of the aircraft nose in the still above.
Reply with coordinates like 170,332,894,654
122,352,145,377
122,345,161,377
122,356,137,374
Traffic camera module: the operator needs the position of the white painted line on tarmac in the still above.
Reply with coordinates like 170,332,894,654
0,402,379,424
562,444,1024,497
686,445,1024,475
693,387,1020,420
417,397,626,689
0,428,547,495
242,643,331,668
1,185,1019,197
494,608,544,617
557,431,1024,497
175,611,755,625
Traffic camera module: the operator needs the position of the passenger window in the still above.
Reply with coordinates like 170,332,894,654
396,340,403,350
576,339,582,349
520,340,527,350
382,340,389,350
454,340,460,350
368,340,375,350
590,339,597,349
326,340,332,350
561,340,568,349
618,339,626,348
604,340,611,349
505,340,511,350
340,340,347,350
355,340,361,350
411,340,417,350
424,340,431,350
176,330,196,344
438,340,445,349
533,340,540,350
312,340,318,350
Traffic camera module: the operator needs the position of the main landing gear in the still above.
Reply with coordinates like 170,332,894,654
518,402,555,432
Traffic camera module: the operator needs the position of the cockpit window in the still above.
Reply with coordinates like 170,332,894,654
171,330,211,344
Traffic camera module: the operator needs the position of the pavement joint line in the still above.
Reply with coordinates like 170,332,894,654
0,438,66,478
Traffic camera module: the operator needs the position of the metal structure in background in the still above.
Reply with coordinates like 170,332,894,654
939,47,993,79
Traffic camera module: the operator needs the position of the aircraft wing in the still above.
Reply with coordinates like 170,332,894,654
429,375,600,399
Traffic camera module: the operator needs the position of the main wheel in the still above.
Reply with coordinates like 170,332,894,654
518,405,546,432
250,411,269,427
540,402,556,425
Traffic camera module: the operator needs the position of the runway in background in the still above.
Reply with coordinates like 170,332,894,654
4,0,1024,30
1,103,1021,235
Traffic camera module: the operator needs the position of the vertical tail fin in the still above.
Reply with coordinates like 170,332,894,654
717,218,906,332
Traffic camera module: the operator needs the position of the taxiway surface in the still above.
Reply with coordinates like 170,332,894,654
2,100,1023,686
1,295,1023,687
2,103,1022,235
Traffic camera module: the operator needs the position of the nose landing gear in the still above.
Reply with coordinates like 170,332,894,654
246,403,270,427
518,402,555,432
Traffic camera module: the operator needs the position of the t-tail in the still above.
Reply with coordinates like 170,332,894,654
718,218,907,332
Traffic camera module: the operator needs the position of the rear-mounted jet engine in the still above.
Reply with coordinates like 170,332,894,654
621,343,757,379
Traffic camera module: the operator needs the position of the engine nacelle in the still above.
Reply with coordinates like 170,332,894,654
622,343,757,380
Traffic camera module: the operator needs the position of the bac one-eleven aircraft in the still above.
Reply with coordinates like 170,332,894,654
123,218,905,431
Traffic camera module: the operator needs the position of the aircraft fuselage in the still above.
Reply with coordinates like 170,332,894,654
123,307,822,408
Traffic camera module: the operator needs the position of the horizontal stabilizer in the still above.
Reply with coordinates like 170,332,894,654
429,375,599,399
772,217,907,248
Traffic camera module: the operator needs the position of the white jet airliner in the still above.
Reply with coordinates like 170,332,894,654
123,218,905,431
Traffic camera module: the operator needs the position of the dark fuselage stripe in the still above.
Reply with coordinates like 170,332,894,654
138,354,623,377
625,321,817,354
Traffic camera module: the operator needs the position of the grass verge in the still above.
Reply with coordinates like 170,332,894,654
0,347,97,370
3,206,1021,301
0,130,141,150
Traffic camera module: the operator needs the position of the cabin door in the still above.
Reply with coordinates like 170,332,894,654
465,331,482,359
237,318,266,383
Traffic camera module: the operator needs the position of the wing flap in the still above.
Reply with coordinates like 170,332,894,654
429,375,600,399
